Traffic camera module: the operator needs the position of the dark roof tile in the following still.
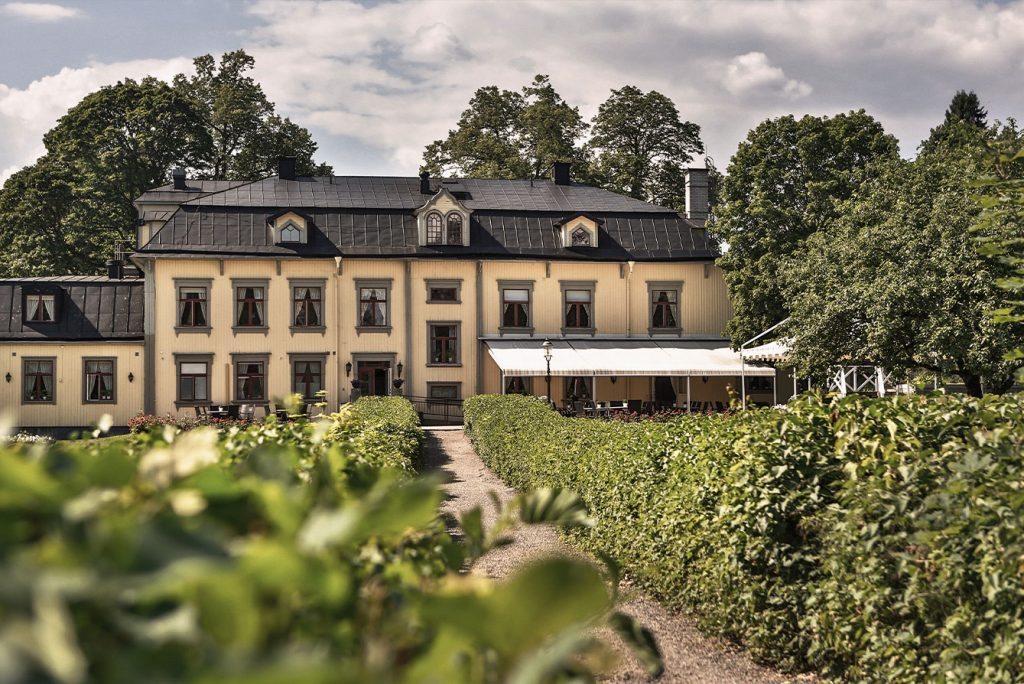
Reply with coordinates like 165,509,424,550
0,278,144,341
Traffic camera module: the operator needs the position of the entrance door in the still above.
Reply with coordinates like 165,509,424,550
654,376,677,407
358,361,391,396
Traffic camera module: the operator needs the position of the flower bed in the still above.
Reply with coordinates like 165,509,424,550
464,392,1024,680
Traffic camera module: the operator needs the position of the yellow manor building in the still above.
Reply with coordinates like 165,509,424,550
1,159,787,431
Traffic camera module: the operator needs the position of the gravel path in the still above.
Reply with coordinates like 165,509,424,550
424,427,802,684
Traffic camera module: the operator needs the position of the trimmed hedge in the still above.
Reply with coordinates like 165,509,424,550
464,392,1024,680
0,399,641,682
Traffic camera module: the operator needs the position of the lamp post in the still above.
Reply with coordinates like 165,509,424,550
542,338,553,407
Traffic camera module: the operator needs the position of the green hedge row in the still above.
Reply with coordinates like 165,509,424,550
0,400,635,682
464,392,1024,681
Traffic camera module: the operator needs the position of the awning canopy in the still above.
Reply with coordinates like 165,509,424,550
741,339,792,362
485,339,776,377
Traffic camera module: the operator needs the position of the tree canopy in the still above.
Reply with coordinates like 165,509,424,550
422,75,588,180
784,122,1024,395
588,85,704,204
713,111,900,344
0,50,331,277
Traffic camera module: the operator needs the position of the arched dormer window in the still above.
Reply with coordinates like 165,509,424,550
571,225,592,247
446,212,463,245
426,212,443,244
280,223,301,243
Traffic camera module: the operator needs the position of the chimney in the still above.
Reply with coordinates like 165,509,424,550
685,168,709,226
105,259,123,280
552,161,571,186
419,170,432,194
278,156,297,181
171,167,187,191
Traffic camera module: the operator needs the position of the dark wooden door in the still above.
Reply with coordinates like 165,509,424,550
358,361,391,396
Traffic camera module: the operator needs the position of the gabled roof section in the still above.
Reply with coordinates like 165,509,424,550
554,212,606,226
413,186,472,216
178,176,675,213
0,277,144,341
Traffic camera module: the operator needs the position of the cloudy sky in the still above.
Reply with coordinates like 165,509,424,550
1,0,1023,184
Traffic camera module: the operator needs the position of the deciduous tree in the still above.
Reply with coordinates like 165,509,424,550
713,111,900,344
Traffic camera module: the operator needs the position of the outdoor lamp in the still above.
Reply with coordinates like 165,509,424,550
396,361,403,378
128,372,134,382
542,338,553,406
610,376,617,384
4,372,10,383
345,361,352,377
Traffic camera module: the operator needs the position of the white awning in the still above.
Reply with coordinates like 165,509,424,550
485,339,776,377
741,339,792,362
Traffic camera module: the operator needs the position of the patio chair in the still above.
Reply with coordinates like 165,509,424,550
194,405,208,419
715,401,727,411
238,404,255,421
226,404,240,420
627,399,642,413
572,401,586,417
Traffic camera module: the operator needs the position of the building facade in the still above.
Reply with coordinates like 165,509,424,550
1,160,786,431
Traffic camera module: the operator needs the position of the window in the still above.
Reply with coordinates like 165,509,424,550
426,212,443,244
429,323,459,365
235,359,266,401
359,287,389,327
178,286,208,328
428,384,460,400
571,226,591,247
25,294,55,322
293,360,323,400
564,289,592,329
502,288,530,328
426,279,461,303
651,289,679,329
235,285,266,327
23,358,54,403
564,376,592,401
84,359,115,403
446,212,463,244
505,376,532,395
178,361,209,403
429,286,457,302
747,376,772,392
293,286,322,327
279,223,301,243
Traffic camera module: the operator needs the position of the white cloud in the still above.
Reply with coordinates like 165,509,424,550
1,0,1024,181
723,52,812,99
0,58,193,183
1,2,81,21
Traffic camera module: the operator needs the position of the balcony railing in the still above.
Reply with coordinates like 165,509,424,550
405,395,464,425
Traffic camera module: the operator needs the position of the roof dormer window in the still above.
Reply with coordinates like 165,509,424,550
268,210,310,245
25,293,56,322
571,226,592,247
426,212,443,244
415,187,472,247
279,223,301,243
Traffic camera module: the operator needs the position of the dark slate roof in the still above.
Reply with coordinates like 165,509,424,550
137,175,718,261
182,176,673,213
141,208,718,261
136,180,250,205
0,277,144,341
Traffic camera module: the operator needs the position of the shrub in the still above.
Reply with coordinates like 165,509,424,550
464,392,1024,680
0,398,656,682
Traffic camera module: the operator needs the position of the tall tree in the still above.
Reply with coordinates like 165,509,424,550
0,50,332,277
422,75,586,180
713,111,900,345
173,50,332,179
588,86,703,206
784,123,1024,395
924,90,990,153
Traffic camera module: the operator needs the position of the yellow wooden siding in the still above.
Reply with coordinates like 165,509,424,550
0,342,144,427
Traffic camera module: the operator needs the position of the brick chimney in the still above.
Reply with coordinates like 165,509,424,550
419,171,432,194
278,156,297,181
552,161,571,186
685,168,709,226
171,167,187,191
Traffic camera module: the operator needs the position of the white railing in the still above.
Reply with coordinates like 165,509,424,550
828,366,899,396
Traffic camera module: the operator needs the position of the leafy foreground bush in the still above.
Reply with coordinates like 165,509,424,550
0,398,658,683
465,392,1024,681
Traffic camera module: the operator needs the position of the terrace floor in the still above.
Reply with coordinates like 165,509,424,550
423,427,807,684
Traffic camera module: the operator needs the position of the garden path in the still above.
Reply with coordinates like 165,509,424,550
423,427,802,684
